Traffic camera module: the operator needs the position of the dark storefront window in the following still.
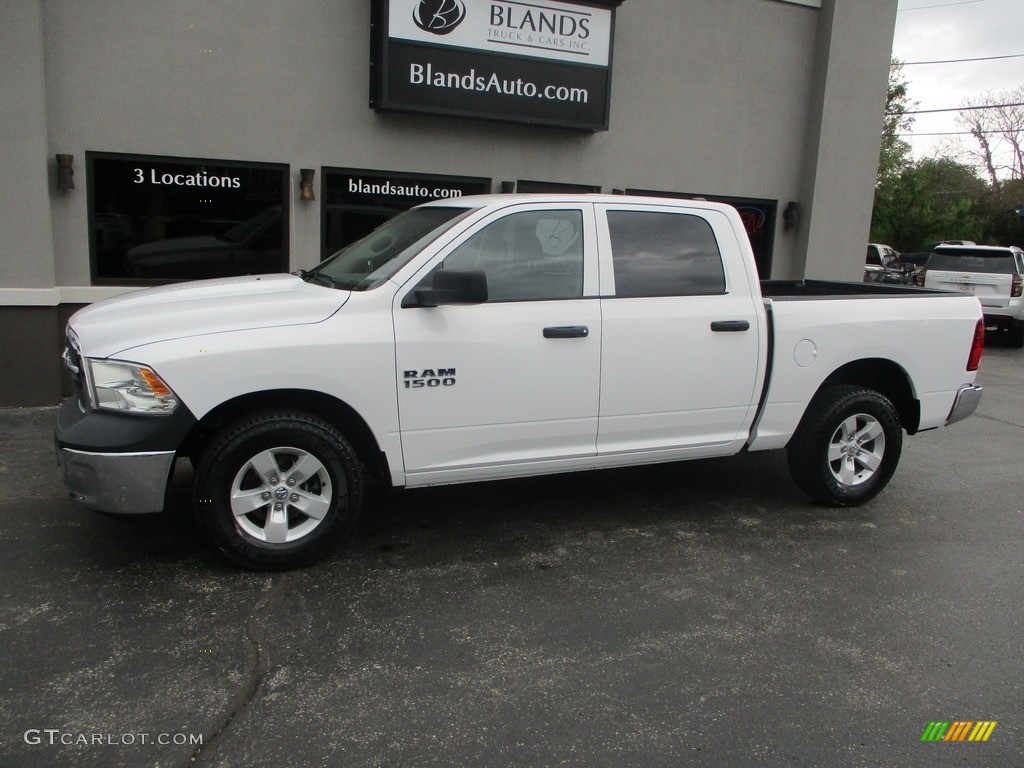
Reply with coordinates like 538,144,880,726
627,189,776,278
321,168,490,261
88,153,288,284
515,180,600,194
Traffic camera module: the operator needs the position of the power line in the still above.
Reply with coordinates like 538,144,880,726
902,132,997,137
903,53,1024,65
895,101,1024,115
898,0,987,11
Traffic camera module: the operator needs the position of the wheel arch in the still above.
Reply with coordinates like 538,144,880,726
182,389,391,485
817,358,920,434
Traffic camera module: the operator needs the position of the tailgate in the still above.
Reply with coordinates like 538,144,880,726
925,270,1012,308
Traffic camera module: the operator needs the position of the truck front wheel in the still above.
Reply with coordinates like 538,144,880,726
787,385,902,506
193,411,363,569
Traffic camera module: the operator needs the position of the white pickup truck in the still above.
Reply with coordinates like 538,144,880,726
56,195,985,568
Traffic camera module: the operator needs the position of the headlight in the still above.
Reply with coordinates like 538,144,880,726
86,359,179,414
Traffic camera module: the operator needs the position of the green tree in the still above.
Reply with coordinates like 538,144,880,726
872,158,986,251
978,178,1024,246
873,75,1024,249
877,59,914,185
871,60,916,245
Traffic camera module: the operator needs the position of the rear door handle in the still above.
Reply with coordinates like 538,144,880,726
710,320,751,332
543,326,589,339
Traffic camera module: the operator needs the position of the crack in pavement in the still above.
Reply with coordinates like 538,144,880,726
185,573,293,767
973,411,1024,429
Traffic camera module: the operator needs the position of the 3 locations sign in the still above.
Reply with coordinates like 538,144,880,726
371,0,622,131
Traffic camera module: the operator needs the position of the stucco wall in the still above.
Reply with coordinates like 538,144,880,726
797,0,898,280
37,0,830,287
0,0,56,290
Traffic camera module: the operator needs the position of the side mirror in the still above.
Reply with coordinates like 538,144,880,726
402,268,488,308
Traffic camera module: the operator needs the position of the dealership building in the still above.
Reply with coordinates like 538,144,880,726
1,0,897,407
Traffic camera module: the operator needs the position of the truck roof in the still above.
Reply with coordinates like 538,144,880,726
418,193,741,214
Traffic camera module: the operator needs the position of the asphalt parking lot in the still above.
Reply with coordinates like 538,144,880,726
1,341,1021,768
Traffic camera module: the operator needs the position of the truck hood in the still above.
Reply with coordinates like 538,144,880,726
69,274,349,357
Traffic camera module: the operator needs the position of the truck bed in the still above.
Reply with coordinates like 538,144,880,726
749,279,982,452
761,279,944,299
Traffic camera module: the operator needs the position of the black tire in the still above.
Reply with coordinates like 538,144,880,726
193,411,363,569
787,385,902,507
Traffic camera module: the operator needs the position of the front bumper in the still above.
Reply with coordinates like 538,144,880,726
946,383,983,426
54,397,196,514
57,448,176,514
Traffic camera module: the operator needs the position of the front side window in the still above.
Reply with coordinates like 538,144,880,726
440,209,585,302
607,211,726,297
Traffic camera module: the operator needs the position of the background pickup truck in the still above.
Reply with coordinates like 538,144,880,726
55,195,985,569
863,243,912,284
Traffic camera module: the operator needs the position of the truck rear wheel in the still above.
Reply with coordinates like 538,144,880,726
787,385,902,507
193,411,363,569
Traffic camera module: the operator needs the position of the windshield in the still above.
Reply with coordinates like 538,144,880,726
926,250,1015,274
307,206,472,290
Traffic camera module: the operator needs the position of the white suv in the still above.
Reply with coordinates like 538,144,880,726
919,245,1024,347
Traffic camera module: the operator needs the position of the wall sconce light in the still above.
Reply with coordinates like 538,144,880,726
783,201,800,230
299,168,316,202
56,154,75,191
500,180,516,194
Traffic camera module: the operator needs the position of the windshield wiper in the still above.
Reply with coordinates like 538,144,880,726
296,269,341,289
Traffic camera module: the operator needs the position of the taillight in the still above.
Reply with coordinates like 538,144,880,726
1012,273,1022,298
967,318,985,372
914,270,926,287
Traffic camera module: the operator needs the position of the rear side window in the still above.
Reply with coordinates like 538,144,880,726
926,250,1015,274
607,211,726,297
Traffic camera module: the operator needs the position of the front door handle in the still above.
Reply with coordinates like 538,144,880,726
710,320,751,332
543,326,589,339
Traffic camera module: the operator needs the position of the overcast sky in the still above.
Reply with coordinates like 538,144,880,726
891,0,1023,166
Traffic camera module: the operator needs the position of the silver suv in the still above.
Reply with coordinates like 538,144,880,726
918,245,1024,347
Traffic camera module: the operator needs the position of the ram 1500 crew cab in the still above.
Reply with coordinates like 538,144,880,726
55,195,986,568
